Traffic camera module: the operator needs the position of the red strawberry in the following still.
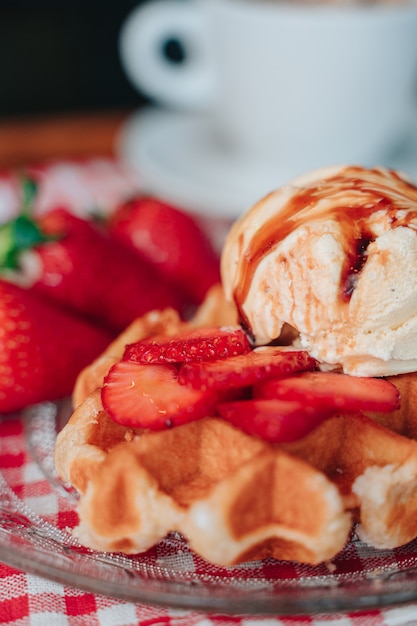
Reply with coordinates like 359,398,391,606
0,204,183,332
0,280,111,413
217,399,334,443
178,348,317,391
124,326,251,364
108,196,220,304
101,359,220,429
253,371,400,414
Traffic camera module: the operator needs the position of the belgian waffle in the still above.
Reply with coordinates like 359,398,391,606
54,285,417,566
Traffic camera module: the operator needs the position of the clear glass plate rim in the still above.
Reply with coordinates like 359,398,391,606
1,401,417,615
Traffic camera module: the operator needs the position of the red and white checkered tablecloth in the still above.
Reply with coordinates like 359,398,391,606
2,564,417,626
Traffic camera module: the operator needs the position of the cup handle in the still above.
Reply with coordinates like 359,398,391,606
119,0,214,111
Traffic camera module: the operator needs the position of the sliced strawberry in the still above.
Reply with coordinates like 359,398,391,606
102,359,220,429
178,348,317,391
124,326,251,364
253,371,400,413
217,399,333,443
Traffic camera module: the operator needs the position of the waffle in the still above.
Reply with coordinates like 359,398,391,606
54,285,417,566
56,390,351,564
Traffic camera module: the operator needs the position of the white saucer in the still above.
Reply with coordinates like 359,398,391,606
117,107,297,218
117,107,417,219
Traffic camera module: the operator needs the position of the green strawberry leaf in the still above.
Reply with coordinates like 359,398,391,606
0,177,56,271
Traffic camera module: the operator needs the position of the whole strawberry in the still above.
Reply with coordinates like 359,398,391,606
34,208,183,331
0,184,184,332
108,196,220,304
0,280,111,413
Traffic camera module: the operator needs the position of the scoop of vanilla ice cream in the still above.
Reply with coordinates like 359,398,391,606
221,165,417,376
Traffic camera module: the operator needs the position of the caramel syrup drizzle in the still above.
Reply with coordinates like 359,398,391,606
233,166,417,328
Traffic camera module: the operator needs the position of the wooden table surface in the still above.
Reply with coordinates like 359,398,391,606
0,110,131,168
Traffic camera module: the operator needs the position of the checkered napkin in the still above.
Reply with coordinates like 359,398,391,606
1,415,417,626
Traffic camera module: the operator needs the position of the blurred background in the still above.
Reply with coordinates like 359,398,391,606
1,0,416,218
0,0,147,117
0,0,152,169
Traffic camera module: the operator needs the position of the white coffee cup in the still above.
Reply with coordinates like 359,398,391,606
120,0,417,178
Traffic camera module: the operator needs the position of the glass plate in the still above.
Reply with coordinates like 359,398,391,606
2,400,417,616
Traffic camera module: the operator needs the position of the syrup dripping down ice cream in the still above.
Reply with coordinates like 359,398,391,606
221,165,417,376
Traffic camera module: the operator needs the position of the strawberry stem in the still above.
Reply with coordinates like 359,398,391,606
0,177,51,271
0,216,48,270
21,176,38,217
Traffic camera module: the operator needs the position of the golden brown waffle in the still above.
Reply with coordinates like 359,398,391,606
71,415,351,564
283,410,417,550
55,285,417,566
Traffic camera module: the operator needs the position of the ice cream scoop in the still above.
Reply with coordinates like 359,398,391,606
221,165,417,376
